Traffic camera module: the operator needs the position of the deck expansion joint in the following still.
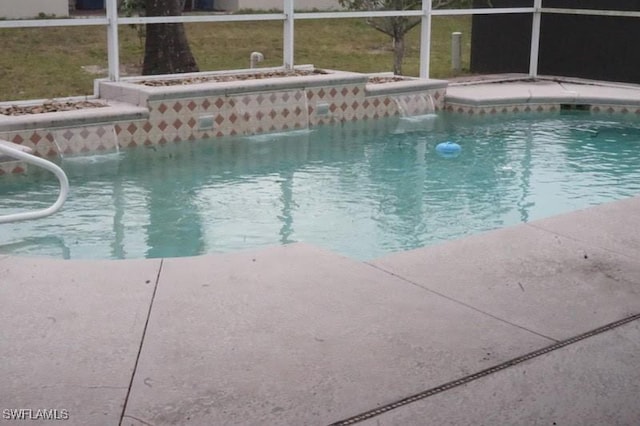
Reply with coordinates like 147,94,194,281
329,312,640,425
119,259,164,426
365,262,558,343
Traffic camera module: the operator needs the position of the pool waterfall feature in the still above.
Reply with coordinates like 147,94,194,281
98,67,447,147
0,67,447,175
3,69,640,176
393,93,436,117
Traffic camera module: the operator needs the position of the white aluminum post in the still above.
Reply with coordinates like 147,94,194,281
419,0,432,79
283,0,294,70
106,0,120,81
451,31,462,73
529,0,542,78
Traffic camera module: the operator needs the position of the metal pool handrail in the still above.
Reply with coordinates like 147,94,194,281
0,141,69,224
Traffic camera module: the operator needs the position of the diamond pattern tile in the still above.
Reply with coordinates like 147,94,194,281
30,133,42,144
4,82,638,164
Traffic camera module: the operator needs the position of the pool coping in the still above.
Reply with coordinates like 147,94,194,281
0,101,149,133
445,76,640,113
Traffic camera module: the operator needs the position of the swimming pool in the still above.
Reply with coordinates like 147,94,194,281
1,111,639,260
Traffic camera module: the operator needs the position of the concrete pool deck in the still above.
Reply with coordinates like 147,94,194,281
1,195,639,425
445,77,640,114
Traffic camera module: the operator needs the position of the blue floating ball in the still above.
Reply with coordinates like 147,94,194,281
436,141,461,158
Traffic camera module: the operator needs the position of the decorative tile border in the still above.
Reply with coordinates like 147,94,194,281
590,105,640,115
446,103,640,116
0,124,119,159
0,160,27,175
53,125,119,155
0,130,58,158
445,103,560,115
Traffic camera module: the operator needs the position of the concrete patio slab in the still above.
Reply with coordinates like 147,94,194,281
530,196,640,259
0,257,161,426
123,243,551,426
359,318,640,426
371,200,640,341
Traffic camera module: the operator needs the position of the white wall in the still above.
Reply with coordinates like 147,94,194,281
214,0,240,12
1,0,69,18
221,0,341,11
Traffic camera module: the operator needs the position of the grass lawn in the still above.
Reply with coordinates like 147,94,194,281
0,16,470,102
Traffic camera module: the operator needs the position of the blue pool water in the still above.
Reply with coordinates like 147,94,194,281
1,112,639,260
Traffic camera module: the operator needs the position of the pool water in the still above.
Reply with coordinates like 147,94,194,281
1,112,639,260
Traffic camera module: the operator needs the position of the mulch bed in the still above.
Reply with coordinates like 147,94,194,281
138,69,326,86
139,72,410,87
367,76,411,84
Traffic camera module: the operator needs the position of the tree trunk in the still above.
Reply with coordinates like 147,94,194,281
392,34,405,75
143,0,199,75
